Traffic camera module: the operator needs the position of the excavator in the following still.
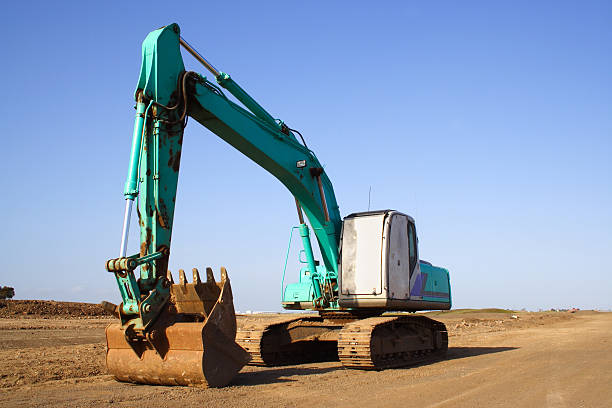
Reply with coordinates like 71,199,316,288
104,23,452,387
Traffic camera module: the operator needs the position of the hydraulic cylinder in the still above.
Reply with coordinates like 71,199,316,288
298,223,323,301
124,98,147,199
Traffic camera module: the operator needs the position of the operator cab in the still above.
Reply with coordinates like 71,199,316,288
339,210,450,310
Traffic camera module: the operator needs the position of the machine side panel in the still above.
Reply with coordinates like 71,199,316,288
387,214,410,299
340,215,384,296
419,263,451,303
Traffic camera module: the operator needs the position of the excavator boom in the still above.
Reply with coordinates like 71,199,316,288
105,23,344,387
105,23,451,387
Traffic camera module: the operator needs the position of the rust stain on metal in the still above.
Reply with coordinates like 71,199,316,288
155,199,169,229
140,227,152,257
167,147,182,172
136,206,144,227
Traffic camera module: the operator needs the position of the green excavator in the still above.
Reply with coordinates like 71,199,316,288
104,23,452,387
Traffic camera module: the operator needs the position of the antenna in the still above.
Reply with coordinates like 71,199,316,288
414,191,419,222
368,186,372,211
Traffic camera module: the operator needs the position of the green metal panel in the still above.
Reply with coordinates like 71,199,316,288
124,100,147,199
216,73,280,129
135,24,186,328
284,281,314,303
111,24,187,329
420,263,451,305
283,264,332,304
135,24,185,105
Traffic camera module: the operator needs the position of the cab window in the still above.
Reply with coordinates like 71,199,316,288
407,222,417,274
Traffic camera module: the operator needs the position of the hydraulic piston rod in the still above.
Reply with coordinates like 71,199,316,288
179,36,280,130
118,96,147,256
179,37,219,77
119,199,133,257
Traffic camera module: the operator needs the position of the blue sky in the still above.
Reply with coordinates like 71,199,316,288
1,1,610,311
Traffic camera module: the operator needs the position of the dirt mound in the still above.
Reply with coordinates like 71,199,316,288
0,300,106,318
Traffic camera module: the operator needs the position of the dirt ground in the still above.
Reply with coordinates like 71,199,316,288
0,300,105,318
0,302,610,407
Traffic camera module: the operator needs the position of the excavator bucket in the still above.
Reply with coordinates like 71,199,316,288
105,267,250,387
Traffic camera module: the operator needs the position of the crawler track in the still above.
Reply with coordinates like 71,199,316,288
236,317,343,366
337,315,448,369
237,314,448,370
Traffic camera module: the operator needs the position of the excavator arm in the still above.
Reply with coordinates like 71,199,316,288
106,23,341,350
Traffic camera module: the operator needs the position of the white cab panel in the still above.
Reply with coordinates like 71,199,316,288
339,210,416,307
340,214,384,295
388,213,410,299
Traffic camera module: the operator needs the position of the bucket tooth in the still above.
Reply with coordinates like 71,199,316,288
206,267,215,283
220,267,228,282
167,270,174,284
106,268,250,387
100,301,120,318
106,316,250,387
192,268,202,285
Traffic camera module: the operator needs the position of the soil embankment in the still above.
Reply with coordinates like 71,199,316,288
0,300,106,318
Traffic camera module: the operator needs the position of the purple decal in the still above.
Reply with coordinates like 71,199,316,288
410,273,428,297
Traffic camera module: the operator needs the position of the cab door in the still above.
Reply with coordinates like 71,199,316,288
388,214,410,299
